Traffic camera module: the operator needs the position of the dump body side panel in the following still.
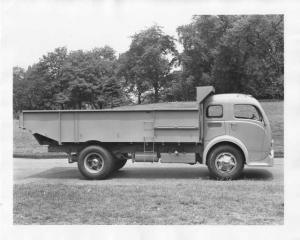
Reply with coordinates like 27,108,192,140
22,109,200,144
77,111,155,142
154,110,199,142
23,112,60,142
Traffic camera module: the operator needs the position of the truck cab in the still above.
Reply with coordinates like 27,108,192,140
202,93,273,178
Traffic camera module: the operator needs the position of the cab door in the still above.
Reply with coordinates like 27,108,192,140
203,104,226,143
229,104,266,162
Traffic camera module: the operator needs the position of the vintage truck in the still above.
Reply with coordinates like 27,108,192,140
19,86,274,180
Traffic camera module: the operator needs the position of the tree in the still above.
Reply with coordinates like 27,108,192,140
60,46,125,109
176,15,238,99
13,66,26,115
90,46,128,108
102,76,124,108
13,45,128,112
13,66,25,81
117,52,150,104
161,71,194,102
118,25,178,103
212,15,284,98
176,15,283,99
14,47,69,111
38,47,68,108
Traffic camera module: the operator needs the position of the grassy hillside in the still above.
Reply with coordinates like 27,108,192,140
14,120,48,154
260,101,284,156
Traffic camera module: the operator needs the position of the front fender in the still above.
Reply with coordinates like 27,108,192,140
203,135,249,164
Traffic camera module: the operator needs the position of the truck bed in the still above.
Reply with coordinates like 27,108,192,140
20,103,200,144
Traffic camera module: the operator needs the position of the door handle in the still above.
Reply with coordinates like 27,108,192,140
207,122,222,127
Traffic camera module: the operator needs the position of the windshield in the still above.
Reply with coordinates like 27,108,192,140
234,104,263,122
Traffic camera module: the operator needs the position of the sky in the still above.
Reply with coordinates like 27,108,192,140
2,0,207,68
2,0,288,69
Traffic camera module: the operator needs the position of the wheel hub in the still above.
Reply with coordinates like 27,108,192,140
215,152,237,173
91,158,99,167
84,153,104,173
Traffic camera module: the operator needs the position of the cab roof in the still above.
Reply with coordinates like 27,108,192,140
206,94,259,105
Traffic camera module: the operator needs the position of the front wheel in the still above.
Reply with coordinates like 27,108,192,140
207,144,244,180
78,145,114,180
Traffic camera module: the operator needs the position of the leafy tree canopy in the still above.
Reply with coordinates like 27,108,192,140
118,25,178,103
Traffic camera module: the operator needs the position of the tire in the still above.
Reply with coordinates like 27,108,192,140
114,158,127,171
78,145,114,180
207,144,244,180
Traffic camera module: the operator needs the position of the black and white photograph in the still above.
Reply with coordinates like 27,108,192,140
1,0,300,239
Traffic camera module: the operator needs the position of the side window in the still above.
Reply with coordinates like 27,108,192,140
234,104,262,121
206,105,223,118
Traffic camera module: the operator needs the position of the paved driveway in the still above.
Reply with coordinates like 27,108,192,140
14,158,283,185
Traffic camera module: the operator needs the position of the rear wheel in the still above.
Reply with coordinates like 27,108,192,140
78,145,114,180
207,144,244,180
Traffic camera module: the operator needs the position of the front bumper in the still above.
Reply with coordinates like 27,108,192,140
247,149,274,167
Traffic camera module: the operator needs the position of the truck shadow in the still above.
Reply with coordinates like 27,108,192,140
112,167,274,180
28,167,82,180
240,168,274,180
111,167,211,179
27,166,274,181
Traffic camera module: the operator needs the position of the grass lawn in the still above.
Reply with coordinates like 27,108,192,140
13,101,284,156
14,180,283,225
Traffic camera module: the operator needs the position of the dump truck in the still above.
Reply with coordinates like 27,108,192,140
19,86,274,180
